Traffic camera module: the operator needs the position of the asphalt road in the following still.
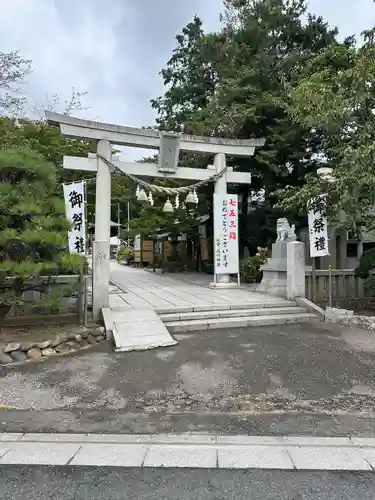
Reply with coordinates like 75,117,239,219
0,466,375,499
2,321,375,436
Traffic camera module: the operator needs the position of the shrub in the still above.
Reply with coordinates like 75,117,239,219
240,247,268,283
116,246,134,263
356,247,375,279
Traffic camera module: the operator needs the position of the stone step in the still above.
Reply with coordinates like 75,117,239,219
160,306,306,322
165,313,317,333
155,300,297,315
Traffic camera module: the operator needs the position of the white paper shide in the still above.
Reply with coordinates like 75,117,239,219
63,181,86,254
214,194,239,274
308,195,329,258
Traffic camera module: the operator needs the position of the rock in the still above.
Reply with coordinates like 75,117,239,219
81,331,89,339
4,343,20,353
51,336,67,347
27,347,42,361
0,352,13,364
74,334,82,342
20,342,34,351
41,347,55,356
55,344,72,354
78,340,89,348
99,326,105,334
65,340,79,349
37,340,51,349
96,335,105,342
91,330,101,337
10,350,27,362
87,335,97,345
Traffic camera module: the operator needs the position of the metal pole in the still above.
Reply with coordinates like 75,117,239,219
84,181,89,253
312,257,317,303
84,275,88,326
328,264,333,307
83,181,90,321
117,203,120,239
127,201,130,247
117,202,120,257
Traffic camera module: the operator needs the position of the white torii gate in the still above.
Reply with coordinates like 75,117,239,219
46,111,265,320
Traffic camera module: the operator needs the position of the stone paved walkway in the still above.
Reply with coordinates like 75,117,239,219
0,433,375,470
109,262,287,311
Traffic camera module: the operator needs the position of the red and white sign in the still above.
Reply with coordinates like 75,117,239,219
213,194,239,275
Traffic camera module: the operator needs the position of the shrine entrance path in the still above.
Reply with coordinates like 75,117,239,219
109,261,284,311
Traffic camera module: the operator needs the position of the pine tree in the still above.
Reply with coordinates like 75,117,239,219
0,146,85,326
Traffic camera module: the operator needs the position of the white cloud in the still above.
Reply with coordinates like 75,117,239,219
0,0,373,163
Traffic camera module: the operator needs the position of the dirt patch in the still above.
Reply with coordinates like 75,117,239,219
0,323,106,365
0,324,96,347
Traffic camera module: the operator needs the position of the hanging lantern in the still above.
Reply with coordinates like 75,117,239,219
136,185,140,198
137,187,148,202
163,198,174,213
185,191,196,205
175,194,180,209
148,191,154,206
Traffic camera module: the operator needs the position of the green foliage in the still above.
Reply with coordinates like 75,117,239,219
355,248,375,280
240,247,268,283
117,246,134,263
124,199,203,241
0,50,31,113
276,27,375,231
0,146,85,321
151,0,342,249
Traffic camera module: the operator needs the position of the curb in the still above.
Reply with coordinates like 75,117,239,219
0,433,375,470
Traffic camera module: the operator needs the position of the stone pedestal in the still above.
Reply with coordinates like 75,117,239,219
257,241,288,297
287,241,305,299
209,281,238,289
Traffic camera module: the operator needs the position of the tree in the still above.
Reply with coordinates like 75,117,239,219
0,147,85,327
30,87,91,121
151,16,221,134
277,27,375,231
151,0,342,250
0,51,31,115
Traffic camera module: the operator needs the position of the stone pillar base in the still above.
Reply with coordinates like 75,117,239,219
287,241,306,299
209,281,238,289
257,242,288,298
257,265,287,297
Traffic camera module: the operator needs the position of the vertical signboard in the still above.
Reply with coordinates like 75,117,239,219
214,194,239,275
308,195,329,258
63,181,86,255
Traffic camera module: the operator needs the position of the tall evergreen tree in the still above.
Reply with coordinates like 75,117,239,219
0,147,85,326
151,0,345,250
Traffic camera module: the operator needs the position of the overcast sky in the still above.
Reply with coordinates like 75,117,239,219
0,0,374,160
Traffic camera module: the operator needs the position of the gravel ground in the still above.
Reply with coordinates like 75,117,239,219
1,321,375,435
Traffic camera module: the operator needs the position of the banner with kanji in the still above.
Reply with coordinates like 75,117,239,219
63,181,86,255
308,195,329,258
213,194,239,275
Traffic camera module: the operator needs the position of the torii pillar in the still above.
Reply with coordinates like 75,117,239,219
46,111,265,320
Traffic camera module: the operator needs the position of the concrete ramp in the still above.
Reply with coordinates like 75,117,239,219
111,308,177,352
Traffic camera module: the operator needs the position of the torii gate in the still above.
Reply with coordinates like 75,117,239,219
46,111,265,320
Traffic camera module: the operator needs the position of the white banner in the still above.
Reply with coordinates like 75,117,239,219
308,195,329,258
214,194,239,275
63,181,86,255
